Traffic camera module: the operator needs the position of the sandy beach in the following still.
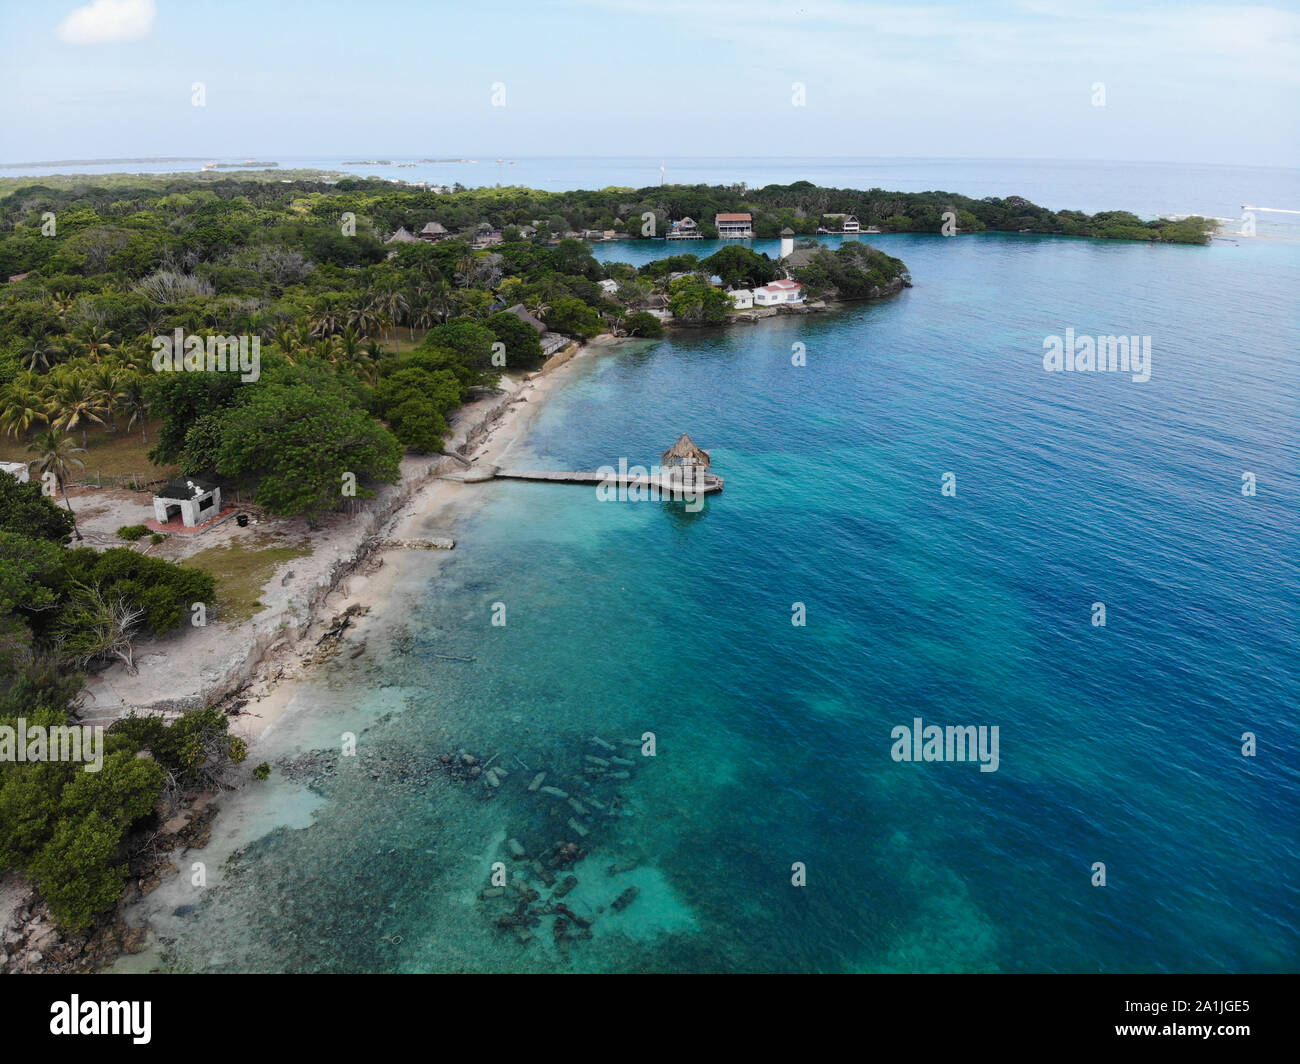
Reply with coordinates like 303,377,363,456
80,335,623,745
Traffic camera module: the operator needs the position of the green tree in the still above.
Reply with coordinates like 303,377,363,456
0,474,76,545
216,382,402,520
623,311,665,338
485,311,544,370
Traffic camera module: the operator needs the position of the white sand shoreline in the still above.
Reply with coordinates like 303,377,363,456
199,334,618,747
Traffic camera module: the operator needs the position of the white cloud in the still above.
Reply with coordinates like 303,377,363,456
56,0,156,45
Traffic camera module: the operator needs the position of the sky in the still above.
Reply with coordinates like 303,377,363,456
0,0,1297,168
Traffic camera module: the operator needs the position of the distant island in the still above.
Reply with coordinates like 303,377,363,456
0,157,211,169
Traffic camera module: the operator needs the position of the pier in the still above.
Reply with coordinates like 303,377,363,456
443,464,724,495
441,433,725,495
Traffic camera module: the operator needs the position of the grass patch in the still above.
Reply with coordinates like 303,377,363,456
181,536,312,624
0,420,174,483
383,330,428,361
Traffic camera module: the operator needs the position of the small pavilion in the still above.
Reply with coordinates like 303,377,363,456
152,477,222,529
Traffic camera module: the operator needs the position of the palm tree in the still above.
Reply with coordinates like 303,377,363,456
310,307,345,339
336,326,364,365
27,428,86,539
270,324,301,364
74,322,116,364
347,302,381,337
88,364,127,430
378,287,410,339
139,307,166,339
119,377,151,443
20,332,57,373
0,380,50,438
49,371,109,448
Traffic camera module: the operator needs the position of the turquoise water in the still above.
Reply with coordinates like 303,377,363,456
124,226,1299,973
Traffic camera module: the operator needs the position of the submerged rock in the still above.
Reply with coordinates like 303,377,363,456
612,886,640,912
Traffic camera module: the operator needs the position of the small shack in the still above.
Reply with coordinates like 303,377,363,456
153,477,221,529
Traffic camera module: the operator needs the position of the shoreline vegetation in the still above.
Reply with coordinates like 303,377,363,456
0,171,1213,971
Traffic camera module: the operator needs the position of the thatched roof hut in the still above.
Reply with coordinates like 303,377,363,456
661,433,710,470
505,303,547,333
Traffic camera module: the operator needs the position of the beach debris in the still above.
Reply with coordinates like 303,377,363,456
589,736,615,752
316,604,365,645
528,772,546,791
567,798,588,816
609,771,631,780
507,838,527,859
430,653,475,662
611,886,640,912
606,862,639,877
584,755,610,767
609,756,634,767
540,786,568,799
484,768,501,787
567,817,589,838
480,887,505,899
553,875,578,898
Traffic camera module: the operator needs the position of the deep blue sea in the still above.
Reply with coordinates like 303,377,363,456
116,160,1299,973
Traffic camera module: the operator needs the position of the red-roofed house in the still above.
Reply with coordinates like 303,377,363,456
753,279,804,306
715,213,753,238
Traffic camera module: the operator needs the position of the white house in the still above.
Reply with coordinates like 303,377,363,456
753,279,804,306
727,288,754,310
842,215,861,233
597,278,620,295
666,217,702,240
1,461,29,482
153,478,221,529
